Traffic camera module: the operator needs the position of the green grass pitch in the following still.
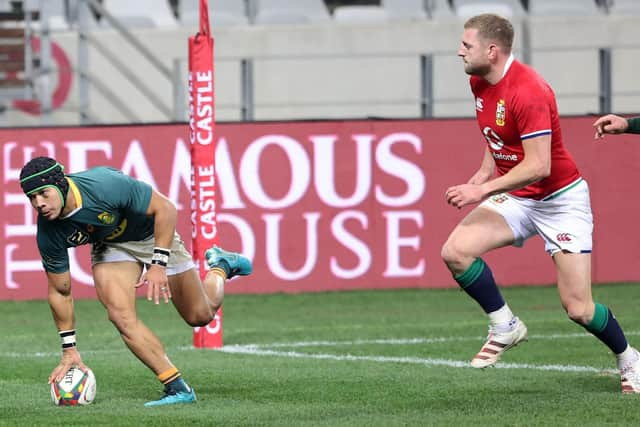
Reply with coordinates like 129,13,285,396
2,284,640,426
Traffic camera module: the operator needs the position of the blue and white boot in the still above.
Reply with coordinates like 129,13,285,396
205,245,252,279
144,388,197,407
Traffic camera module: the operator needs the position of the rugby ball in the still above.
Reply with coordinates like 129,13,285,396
50,367,97,406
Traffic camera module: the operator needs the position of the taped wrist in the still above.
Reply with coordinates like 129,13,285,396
59,329,76,349
151,247,171,267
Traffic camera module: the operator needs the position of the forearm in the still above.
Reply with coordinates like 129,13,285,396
468,149,496,184
152,207,177,249
47,274,75,332
481,161,546,197
480,135,550,197
147,190,177,249
468,168,493,185
626,117,640,134
44,272,84,383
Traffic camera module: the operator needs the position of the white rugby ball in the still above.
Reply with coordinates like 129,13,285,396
50,367,97,406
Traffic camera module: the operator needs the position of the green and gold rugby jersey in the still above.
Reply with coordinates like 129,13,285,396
36,167,154,273
627,117,640,134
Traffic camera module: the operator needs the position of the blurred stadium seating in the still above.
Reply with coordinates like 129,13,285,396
0,0,638,126
528,0,604,16
453,0,527,18
255,0,332,25
428,0,455,18
332,5,389,23
607,0,640,15
382,0,428,21
102,0,178,28
180,0,249,27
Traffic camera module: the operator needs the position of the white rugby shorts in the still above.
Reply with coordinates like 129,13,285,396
91,232,196,275
479,178,593,255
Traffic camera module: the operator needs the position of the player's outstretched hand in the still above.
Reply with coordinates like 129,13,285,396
135,264,171,305
48,347,88,384
593,114,628,139
445,183,486,208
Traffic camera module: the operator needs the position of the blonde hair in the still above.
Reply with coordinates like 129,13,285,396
464,13,514,53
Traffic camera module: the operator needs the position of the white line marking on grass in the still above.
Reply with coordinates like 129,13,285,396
218,345,617,375
3,330,635,376
2,344,618,375
254,337,465,348
5,331,637,358
0,349,128,358
235,331,640,349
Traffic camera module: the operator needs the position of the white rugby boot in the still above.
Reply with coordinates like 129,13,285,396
471,317,528,368
619,348,640,394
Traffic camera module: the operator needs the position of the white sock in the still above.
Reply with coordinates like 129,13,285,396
616,345,638,368
488,304,515,331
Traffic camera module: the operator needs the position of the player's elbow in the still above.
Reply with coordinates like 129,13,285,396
159,194,177,215
165,200,178,221
154,198,178,225
149,190,178,220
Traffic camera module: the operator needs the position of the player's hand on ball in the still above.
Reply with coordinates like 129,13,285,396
48,347,87,384
50,367,97,406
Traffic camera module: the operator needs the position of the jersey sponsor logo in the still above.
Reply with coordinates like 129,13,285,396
556,233,572,242
475,97,483,112
105,219,128,241
491,152,518,161
98,212,116,225
496,99,506,126
67,230,90,246
482,126,504,150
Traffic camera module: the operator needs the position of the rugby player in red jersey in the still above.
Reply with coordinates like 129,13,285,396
441,13,640,393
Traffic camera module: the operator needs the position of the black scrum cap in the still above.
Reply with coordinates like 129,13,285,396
20,157,69,208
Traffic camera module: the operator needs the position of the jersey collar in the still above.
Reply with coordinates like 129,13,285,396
501,54,515,79
62,177,83,218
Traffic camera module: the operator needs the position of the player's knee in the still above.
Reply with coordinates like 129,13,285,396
563,302,592,325
440,241,455,264
184,307,220,327
441,240,467,271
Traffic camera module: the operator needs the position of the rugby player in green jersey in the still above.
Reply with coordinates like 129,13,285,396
20,156,252,407
593,114,640,138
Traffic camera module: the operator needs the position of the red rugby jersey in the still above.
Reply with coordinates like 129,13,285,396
469,57,581,200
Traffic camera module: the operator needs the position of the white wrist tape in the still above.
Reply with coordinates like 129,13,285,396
151,247,171,267
59,329,76,349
